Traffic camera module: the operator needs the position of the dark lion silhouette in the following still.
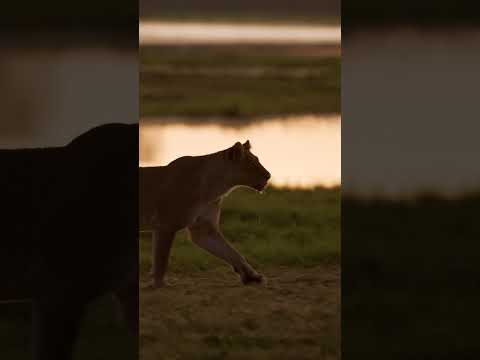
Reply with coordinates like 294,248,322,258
0,123,138,360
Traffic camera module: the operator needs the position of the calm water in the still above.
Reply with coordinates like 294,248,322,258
139,21,341,45
140,115,341,189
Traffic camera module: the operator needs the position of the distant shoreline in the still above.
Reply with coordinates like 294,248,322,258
141,45,340,117
139,13,340,26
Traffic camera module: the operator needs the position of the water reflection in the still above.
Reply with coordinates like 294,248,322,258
140,115,341,189
140,22,341,45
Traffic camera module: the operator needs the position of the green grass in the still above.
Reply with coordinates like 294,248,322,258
141,46,340,118
139,187,340,276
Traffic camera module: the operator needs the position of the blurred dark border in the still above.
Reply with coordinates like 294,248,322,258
1,1,137,48
140,0,340,23
0,1,138,359
342,1,480,358
343,0,480,33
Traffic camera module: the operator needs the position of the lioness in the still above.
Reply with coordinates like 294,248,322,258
140,140,271,288
1,123,138,360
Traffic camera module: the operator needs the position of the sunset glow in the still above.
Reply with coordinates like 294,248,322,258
139,22,341,45
140,115,341,189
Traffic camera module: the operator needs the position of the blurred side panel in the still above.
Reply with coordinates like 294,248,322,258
0,1,138,359
342,2,480,359
0,49,137,148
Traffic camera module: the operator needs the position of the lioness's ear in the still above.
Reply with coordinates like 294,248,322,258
243,140,251,151
227,142,244,161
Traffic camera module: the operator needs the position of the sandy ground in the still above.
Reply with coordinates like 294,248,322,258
140,265,340,360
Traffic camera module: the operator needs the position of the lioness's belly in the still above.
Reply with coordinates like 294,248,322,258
140,198,206,233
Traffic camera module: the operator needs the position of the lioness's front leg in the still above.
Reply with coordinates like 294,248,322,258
188,220,263,285
150,228,175,288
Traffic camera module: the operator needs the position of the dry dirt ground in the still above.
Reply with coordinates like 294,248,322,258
140,265,340,360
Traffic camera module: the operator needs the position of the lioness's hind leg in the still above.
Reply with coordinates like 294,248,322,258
148,230,155,277
150,229,175,288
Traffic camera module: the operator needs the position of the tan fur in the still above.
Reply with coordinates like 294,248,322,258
140,140,271,288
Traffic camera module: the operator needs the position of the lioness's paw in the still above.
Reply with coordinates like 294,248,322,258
241,272,265,285
148,269,154,278
141,279,172,290
141,282,158,291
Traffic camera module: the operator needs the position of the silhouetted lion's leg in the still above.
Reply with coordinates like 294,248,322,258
150,229,176,288
32,298,85,360
114,281,139,338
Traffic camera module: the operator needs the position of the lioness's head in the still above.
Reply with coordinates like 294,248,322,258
225,140,271,192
